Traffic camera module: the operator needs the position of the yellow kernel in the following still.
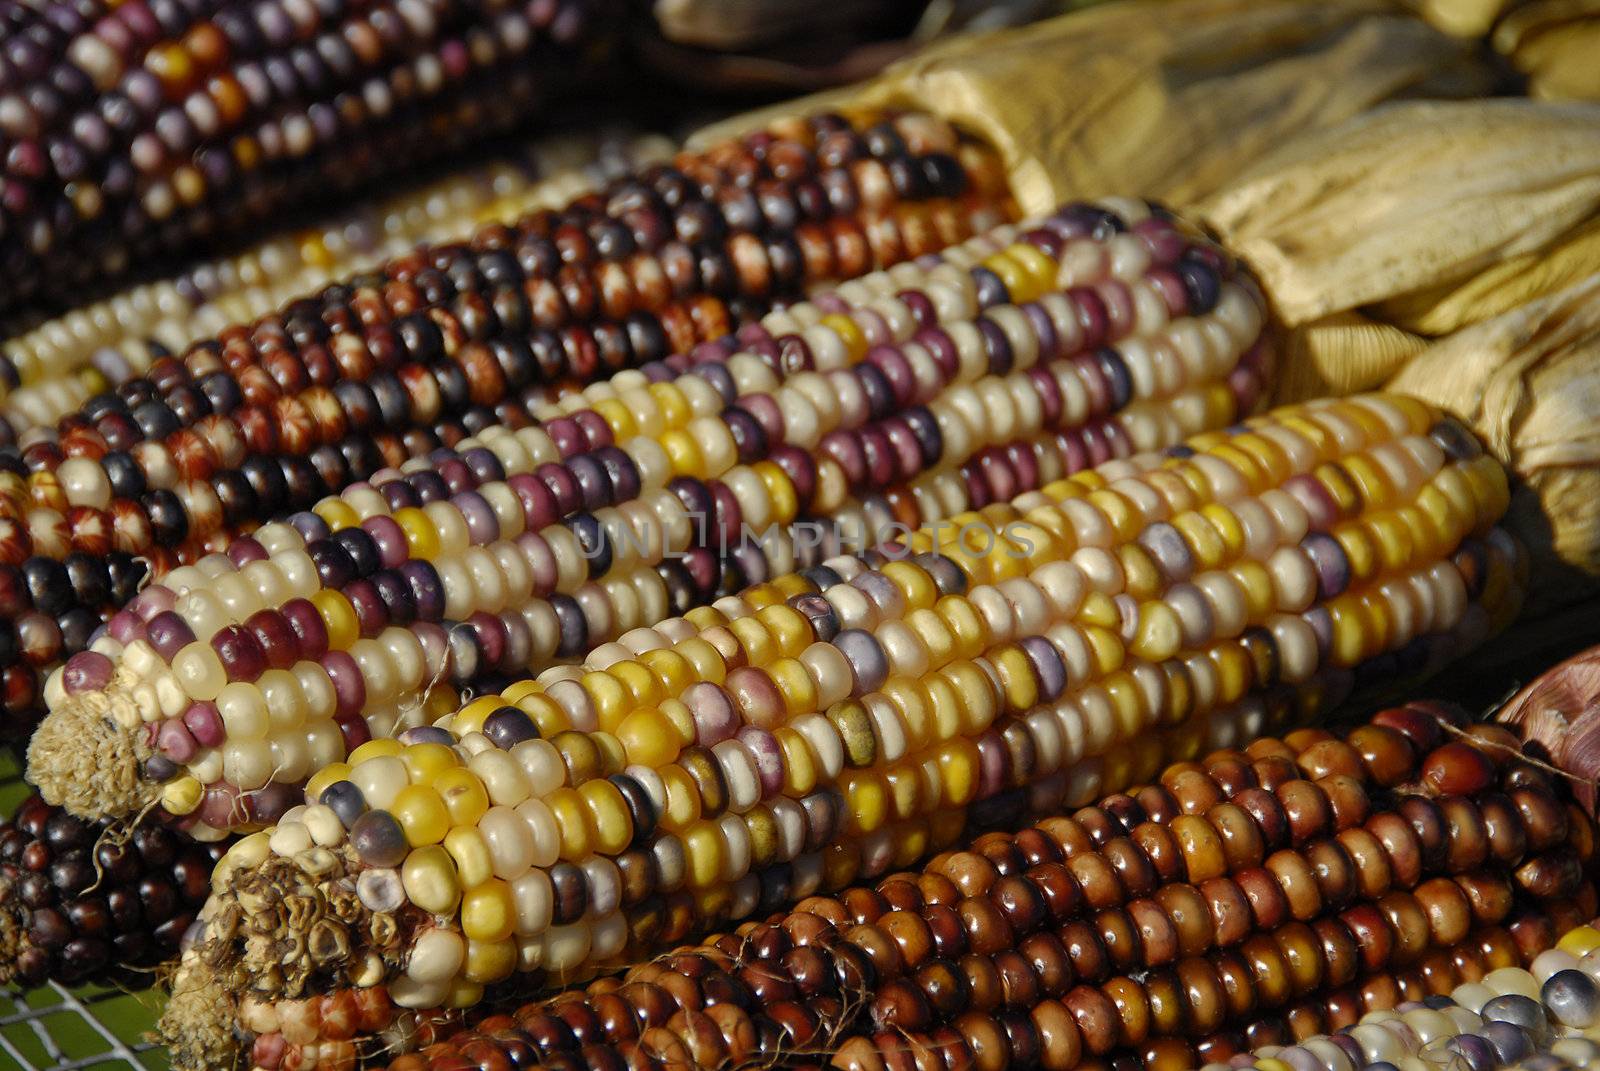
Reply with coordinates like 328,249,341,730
754,604,810,656
546,788,592,861
446,978,486,1009
727,617,777,666
454,695,507,736
314,498,359,532
648,382,691,428
841,771,889,836
640,649,694,695
581,671,630,734
1084,626,1125,676
992,646,1038,713
936,738,980,808
1132,602,1182,663
434,767,490,828
162,776,203,816
775,728,818,797
1117,544,1163,601
683,821,725,888
514,693,568,737
1558,926,1600,957
578,779,634,856
392,785,451,847
659,699,696,748
755,462,798,526
592,398,637,440
659,430,705,479
768,658,818,716
350,739,403,765
673,637,725,686
462,938,517,985
401,845,460,915
443,827,494,889
461,878,517,943
312,589,359,651
618,708,680,768
608,662,660,711
401,743,460,783
393,506,440,559
305,762,352,802
821,313,866,362
501,681,541,705
659,765,702,832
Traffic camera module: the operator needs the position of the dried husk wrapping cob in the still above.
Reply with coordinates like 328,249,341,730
158,393,1522,1069
1198,98,1600,622
1417,0,1600,100
688,0,1489,215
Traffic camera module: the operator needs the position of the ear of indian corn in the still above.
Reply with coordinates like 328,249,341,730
0,108,1013,743
0,0,612,314
0,130,675,437
27,199,1263,829
1203,922,1600,1071
156,394,1522,1069
219,699,1592,1071
0,792,226,988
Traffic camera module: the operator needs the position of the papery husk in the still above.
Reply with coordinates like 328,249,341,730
1193,98,1600,625
1413,0,1521,36
1496,642,1600,816
689,0,1488,214
1387,274,1600,618
1493,0,1600,100
1201,99,1600,330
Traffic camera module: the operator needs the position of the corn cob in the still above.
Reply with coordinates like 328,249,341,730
345,702,1594,1071
1206,923,1600,1071
0,112,1016,741
155,394,1522,1067
25,198,1258,821
0,0,614,314
3,109,1010,533
0,791,226,988
0,129,674,436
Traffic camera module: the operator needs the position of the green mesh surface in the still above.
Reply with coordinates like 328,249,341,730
0,751,169,1071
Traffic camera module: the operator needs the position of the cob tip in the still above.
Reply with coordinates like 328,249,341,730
26,689,156,821
0,872,24,987
159,845,403,1070
161,958,238,1071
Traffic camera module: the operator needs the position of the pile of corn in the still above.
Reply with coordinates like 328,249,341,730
2,4,1598,1069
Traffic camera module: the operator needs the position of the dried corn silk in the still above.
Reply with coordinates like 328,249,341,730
690,0,1484,212
1201,99,1600,327
1388,274,1600,615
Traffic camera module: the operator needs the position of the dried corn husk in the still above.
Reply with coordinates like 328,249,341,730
1495,0,1600,99
1415,0,1600,99
690,0,1487,211
1497,642,1600,816
1203,99,1600,329
1388,276,1600,616
1198,98,1600,619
